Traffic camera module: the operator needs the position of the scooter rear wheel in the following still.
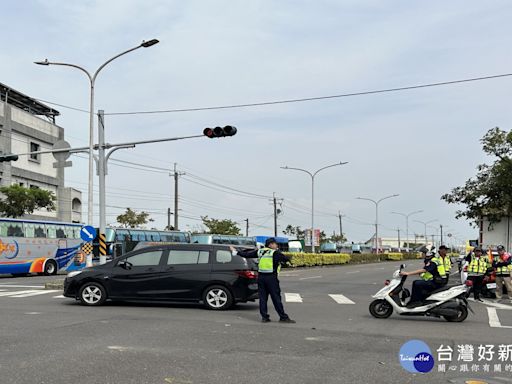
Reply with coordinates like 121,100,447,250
369,299,393,318
444,305,468,322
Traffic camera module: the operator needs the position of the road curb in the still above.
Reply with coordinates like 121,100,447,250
45,280,64,290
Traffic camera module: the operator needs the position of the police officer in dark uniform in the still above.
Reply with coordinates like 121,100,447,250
230,238,295,323
400,248,443,307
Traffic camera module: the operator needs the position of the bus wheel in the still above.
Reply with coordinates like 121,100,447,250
44,260,58,276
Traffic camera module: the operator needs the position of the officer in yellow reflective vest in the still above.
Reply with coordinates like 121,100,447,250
465,247,490,302
400,248,443,307
493,245,512,302
437,245,452,284
230,238,296,323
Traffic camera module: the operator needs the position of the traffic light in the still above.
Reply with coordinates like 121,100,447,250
203,125,237,138
0,153,19,162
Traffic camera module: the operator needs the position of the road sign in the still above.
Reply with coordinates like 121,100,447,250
81,243,93,255
52,140,72,168
80,225,97,242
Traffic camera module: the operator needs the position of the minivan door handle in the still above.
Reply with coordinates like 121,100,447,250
164,266,174,271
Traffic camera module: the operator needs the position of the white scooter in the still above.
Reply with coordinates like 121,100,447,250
369,264,472,322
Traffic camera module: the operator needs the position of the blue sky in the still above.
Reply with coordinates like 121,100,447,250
2,0,512,244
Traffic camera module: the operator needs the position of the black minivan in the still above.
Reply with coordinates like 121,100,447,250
64,244,258,310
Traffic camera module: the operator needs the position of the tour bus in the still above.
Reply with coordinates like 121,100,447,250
96,227,191,258
191,234,257,248
0,218,83,276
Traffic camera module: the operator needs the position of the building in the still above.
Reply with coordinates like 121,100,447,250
0,82,82,223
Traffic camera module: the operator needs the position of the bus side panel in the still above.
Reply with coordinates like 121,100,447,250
0,261,32,274
28,258,47,273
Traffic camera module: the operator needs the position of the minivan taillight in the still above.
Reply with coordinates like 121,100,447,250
237,270,258,279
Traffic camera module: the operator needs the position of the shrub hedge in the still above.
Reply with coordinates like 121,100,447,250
283,252,420,268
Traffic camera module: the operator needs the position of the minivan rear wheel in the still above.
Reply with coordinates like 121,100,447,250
203,285,233,310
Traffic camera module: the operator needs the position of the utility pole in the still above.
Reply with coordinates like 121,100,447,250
172,163,185,230
244,218,249,237
338,211,344,239
273,193,278,237
167,208,172,229
440,224,443,245
397,228,401,251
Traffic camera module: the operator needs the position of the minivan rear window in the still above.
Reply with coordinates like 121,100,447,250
216,250,232,263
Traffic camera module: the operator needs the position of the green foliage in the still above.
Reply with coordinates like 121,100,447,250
442,127,512,226
283,224,305,239
116,208,150,228
201,216,241,235
285,252,351,267
329,233,347,243
386,253,403,261
0,185,55,217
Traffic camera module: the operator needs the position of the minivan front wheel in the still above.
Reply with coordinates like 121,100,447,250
79,282,107,306
203,285,233,310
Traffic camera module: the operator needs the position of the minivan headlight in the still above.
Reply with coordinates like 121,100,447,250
67,271,82,278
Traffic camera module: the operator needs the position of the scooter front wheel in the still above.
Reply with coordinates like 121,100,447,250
369,299,393,319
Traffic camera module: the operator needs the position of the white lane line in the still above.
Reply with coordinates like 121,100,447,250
0,285,45,288
487,307,512,329
329,294,355,304
469,298,512,310
0,290,38,297
299,276,322,280
53,295,66,299
9,290,59,298
346,271,360,274
284,293,303,303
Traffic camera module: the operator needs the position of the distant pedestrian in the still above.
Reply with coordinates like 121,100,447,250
230,238,296,323
493,245,512,301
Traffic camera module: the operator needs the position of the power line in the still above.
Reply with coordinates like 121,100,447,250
33,72,512,116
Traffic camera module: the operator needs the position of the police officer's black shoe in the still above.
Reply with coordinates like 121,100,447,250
261,318,271,323
279,318,296,323
475,297,484,302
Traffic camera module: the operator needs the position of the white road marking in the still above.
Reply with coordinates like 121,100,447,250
53,295,66,299
469,298,512,310
487,307,512,329
299,276,322,280
284,293,303,303
9,290,59,298
0,285,45,289
0,290,38,297
346,271,360,274
329,294,355,304
24,312,41,315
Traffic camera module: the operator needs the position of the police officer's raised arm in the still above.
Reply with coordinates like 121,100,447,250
229,246,258,258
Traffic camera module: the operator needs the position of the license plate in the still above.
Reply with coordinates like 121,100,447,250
487,283,497,289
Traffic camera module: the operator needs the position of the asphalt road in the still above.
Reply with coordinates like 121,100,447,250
1,262,512,384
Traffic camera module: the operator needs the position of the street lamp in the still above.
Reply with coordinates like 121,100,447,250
414,219,437,248
357,194,399,254
391,210,423,252
281,162,348,253
34,38,159,235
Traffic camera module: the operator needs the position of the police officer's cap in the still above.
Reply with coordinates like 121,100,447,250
419,246,429,254
473,246,483,252
265,238,277,247
497,245,506,251
438,245,449,251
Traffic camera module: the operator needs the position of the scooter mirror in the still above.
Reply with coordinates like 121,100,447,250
400,263,407,270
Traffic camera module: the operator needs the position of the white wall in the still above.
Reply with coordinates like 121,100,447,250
481,217,512,251
10,132,57,178
10,107,59,137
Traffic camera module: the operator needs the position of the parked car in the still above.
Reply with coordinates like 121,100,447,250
64,244,259,310
320,242,337,253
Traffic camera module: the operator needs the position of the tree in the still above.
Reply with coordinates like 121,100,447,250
201,216,241,235
116,208,150,228
0,185,56,218
442,127,512,226
329,233,347,243
282,224,305,239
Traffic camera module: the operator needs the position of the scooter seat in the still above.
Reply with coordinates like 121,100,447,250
429,285,453,295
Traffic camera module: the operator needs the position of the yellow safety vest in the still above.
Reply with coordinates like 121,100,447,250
421,257,444,281
439,255,452,275
495,259,512,275
467,256,490,275
257,248,275,273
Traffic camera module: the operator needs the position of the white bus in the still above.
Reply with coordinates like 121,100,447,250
0,218,83,277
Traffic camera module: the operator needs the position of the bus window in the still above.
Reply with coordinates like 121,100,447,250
74,227,81,239
64,227,74,239
24,223,35,237
148,232,161,241
56,226,66,238
116,229,129,242
47,225,57,239
7,222,25,237
130,231,146,241
0,222,10,236
34,224,47,238
105,228,116,242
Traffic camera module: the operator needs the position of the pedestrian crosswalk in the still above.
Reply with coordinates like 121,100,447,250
0,288,60,298
284,292,356,304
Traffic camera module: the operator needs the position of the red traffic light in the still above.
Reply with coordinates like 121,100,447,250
203,125,237,138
